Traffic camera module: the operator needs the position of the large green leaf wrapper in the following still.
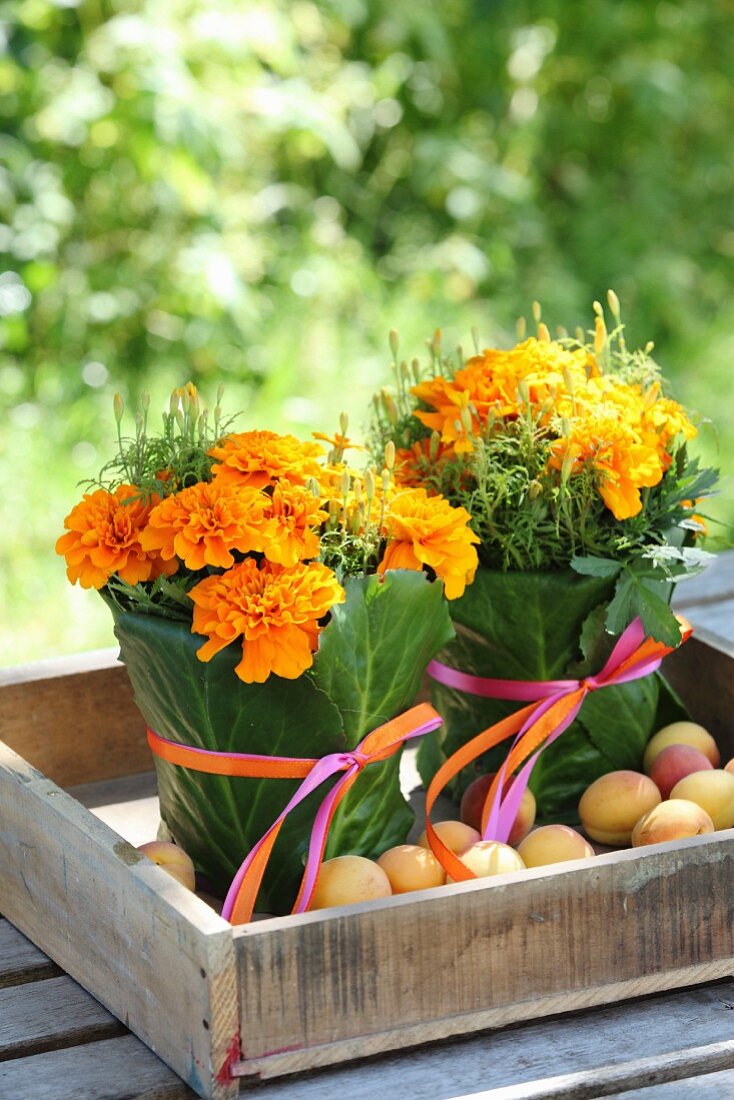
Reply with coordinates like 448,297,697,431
108,570,454,915
418,568,686,821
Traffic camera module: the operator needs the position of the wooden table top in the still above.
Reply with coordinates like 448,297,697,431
2,554,734,1100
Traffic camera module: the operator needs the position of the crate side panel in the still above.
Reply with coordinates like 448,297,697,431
234,834,734,1070
663,634,734,756
0,742,239,1100
0,659,149,787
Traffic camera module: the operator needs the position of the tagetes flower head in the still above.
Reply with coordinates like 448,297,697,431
642,395,697,453
261,482,327,567
56,485,176,589
209,430,324,490
189,559,345,683
549,414,665,521
394,438,454,490
379,488,479,599
413,339,596,452
139,481,268,571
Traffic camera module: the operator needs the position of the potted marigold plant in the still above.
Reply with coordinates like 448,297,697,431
370,295,717,821
57,385,478,915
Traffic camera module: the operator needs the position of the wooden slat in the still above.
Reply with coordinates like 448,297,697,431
617,1069,734,1097
0,1034,195,1099
480,1042,734,1099
233,828,734,1078
234,980,734,1098
0,651,150,787
0,743,239,1100
0,919,60,989
0,975,124,1060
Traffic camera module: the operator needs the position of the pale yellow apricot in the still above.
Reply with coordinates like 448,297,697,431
447,840,525,882
517,825,594,867
631,799,714,847
309,856,392,910
669,770,734,830
416,820,480,855
578,770,661,846
377,844,446,894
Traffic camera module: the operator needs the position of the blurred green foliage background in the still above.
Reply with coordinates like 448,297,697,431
2,0,732,665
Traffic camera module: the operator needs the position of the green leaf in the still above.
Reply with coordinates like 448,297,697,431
570,555,623,579
312,570,455,743
578,675,660,769
605,567,680,645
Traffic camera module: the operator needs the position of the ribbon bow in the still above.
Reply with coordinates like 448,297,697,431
148,701,442,924
424,616,691,883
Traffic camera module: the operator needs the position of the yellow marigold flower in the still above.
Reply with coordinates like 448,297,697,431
56,485,176,589
379,488,479,599
189,559,345,684
549,415,664,521
140,481,268,571
261,482,327,567
643,396,697,452
412,339,595,451
209,430,324,489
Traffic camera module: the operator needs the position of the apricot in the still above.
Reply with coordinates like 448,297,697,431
670,770,734,830
631,799,715,847
309,856,392,910
137,840,196,891
649,744,713,799
460,773,536,844
377,844,446,894
517,825,595,868
578,770,661,846
643,722,720,773
448,840,526,882
724,758,734,776
416,820,480,855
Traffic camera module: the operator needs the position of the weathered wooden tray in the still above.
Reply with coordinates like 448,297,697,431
1,624,733,1100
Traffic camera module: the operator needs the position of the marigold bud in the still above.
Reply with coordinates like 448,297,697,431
113,393,124,424
607,289,621,319
384,440,395,470
430,430,441,461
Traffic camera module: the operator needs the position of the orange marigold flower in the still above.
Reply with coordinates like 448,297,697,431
56,485,176,589
261,482,327,567
140,481,268,571
189,559,345,684
209,430,324,490
379,488,479,600
548,415,664,521
394,438,453,489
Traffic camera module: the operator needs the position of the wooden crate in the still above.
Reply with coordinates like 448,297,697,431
2,629,734,1100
